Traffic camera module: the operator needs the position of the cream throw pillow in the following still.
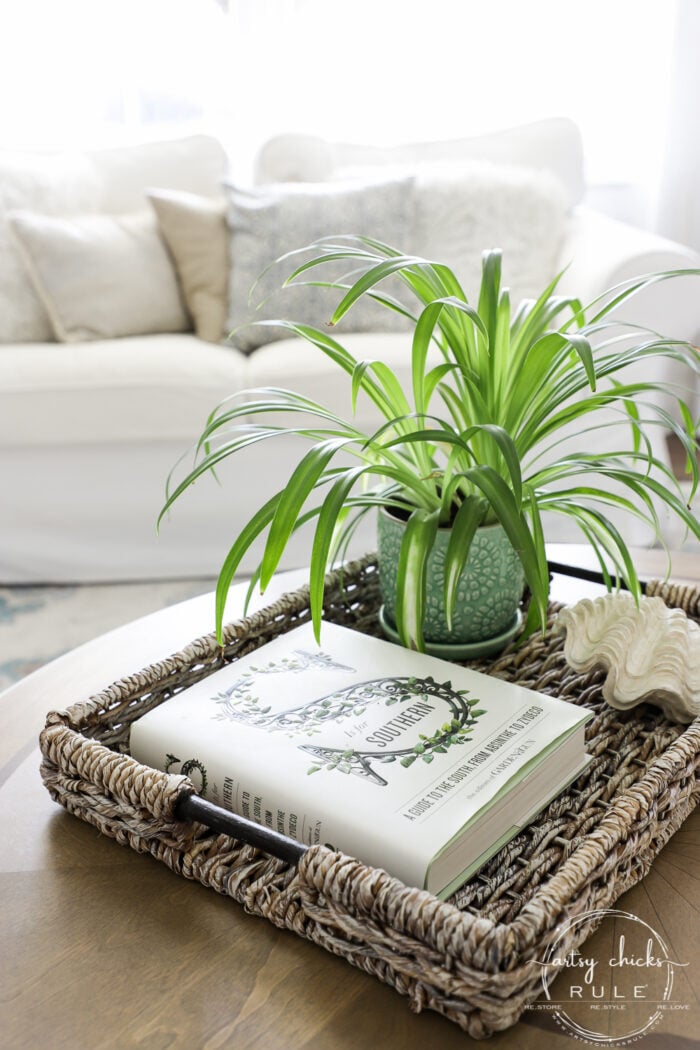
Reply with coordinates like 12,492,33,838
8,210,190,342
148,189,228,344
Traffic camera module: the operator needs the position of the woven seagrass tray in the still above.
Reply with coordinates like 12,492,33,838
40,555,700,1038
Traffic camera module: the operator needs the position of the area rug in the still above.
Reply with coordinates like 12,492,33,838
0,578,215,691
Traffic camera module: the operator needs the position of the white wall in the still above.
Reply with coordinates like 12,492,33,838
0,0,687,236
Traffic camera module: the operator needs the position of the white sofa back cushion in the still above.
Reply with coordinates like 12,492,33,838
90,135,227,213
413,163,568,301
0,135,227,344
254,118,585,210
0,152,100,343
0,333,248,447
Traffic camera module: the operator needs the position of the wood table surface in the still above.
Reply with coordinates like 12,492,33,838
1,547,699,1050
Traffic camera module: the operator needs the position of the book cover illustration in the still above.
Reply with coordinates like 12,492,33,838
209,652,487,786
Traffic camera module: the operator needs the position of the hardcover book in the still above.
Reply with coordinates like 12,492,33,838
130,621,591,899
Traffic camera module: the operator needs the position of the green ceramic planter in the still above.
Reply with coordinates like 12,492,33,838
377,507,526,657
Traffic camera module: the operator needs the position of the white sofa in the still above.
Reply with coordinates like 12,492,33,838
1,121,698,584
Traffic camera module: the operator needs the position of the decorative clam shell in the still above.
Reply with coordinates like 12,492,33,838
554,592,700,723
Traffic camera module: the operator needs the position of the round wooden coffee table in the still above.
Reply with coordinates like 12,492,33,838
1,548,698,1048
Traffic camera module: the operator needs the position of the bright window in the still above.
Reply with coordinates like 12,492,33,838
0,0,678,217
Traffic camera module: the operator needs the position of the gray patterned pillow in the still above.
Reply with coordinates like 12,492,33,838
225,177,415,353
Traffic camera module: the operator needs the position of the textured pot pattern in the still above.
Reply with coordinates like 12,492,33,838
377,509,525,644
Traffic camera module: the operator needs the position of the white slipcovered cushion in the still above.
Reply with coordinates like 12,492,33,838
90,135,227,213
0,331,417,449
245,330,419,434
254,118,585,209
412,163,568,301
0,334,247,446
0,135,227,344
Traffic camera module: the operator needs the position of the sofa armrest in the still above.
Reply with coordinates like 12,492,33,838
558,206,700,336
557,206,700,421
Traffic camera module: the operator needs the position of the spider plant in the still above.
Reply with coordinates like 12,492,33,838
160,240,700,650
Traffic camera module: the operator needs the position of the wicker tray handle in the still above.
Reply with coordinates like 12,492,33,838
40,722,195,842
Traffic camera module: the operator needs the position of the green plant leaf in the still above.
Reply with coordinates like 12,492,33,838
214,493,281,640
458,465,549,627
329,255,432,325
443,495,488,629
477,250,502,346
423,362,461,408
260,438,352,590
309,465,368,640
583,268,700,327
489,286,511,407
395,507,440,650
411,297,488,412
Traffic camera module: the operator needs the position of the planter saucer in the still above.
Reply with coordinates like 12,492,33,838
378,607,523,660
